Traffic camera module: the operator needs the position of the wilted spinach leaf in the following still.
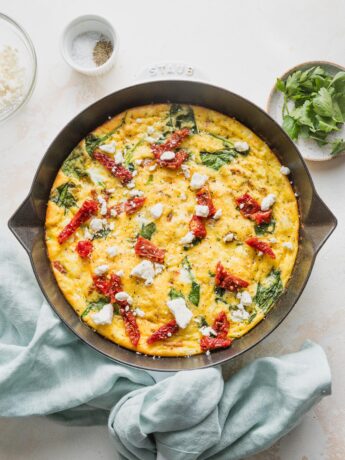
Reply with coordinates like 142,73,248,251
81,297,109,318
200,149,237,170
254,269,283,313
168,104,198,133
140,222,156,240
62,147,87,179
188,281,200,306
168,288,184,300
254,219,276,236
51,182,77,210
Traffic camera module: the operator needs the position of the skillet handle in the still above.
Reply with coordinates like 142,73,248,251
8,195,41,254
304,194,337,253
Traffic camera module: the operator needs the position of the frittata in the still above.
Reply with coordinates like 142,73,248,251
45,104,299,356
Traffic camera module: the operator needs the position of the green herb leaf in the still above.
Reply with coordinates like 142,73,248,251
140,222,156,240
330,138,345,156
282,115,300,140
200,149,237,170
85,115,126,157
254,218,276,236
254,269,283,313
146,174,154,185
313,87,334,118
92,228,111,240
62,146,87,179
168,104,198,133
188,281,200,306
51,182,77,210
81,297,109,318
168,288,184,300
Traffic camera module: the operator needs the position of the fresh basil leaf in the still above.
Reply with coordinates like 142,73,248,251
51,182,77,210
313,87,334,117
168,104,198,133
254,269,283,313
188,281,200,306
200,149,237,170
168,288,184,300
140,222,156,240
330,138,345,156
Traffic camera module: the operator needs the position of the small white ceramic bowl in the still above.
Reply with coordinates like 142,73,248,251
60,15,119,76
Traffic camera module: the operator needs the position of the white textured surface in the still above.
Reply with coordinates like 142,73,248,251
1,0,345,459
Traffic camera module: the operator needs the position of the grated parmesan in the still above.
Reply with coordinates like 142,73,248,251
0,45,25,117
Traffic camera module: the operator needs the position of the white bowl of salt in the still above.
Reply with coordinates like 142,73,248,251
60,15,118,76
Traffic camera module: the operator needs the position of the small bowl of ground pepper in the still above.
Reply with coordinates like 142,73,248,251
60,15,118,76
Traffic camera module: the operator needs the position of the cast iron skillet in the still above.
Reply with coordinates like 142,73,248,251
8,80,337,371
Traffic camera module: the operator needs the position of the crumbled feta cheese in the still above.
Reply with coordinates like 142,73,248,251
205,350,211,356
283,242,293,250
237,291,252,306
150,203,163,219
110,208,118,217
129,189,144,197
180,192,187,201
84,228,93,240
127,181,135,189
261,193,276,211
181,164,191,178
280,165,291,175
91,303,113,325
108,222,115,230
135,214,151,227
149,164,157,171
231,304,250,322
257,251,263,257
234,141,249,153
136,118,142,123
107,188,115,194
160,150,176,161
116,270,124,277
135,159,143,165
115,291,133,304
87,167,107,185
180,231,195,244
97,196,108,216
131,260,155,285
134,308,145,318
167,297,193,329
269,237,277,243
145,136,155,143
132,170,138,177
154,263,164,275
90,218,104,233
200,326,217,337
114,150,124,164
195,205,209,217
213,209,222,220
94,264,109,276
239,203,244,209
99,141,116,153
223,233,234,243
295,192,299,197
106,246,118,257
179,268,192,284
190,172,208,190
147,126,155,134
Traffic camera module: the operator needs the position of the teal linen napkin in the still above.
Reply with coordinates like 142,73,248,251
0,232,331,459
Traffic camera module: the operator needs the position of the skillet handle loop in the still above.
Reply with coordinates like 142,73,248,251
8,195,41,254
304,194,337,253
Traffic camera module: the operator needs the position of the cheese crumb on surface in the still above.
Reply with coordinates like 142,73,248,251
282,242,293,250
180,231,195,244
87,167,106,185
180,192,187,201
147,126,155,134
134,308,145,318
160,150,175,161
223,232,234,243
116,270,124,277
195,204,209,217
150,203,163,219
213,209,222,220
231,304,250,322
181,164,191,178
99,141,116,153
179,268,192,284
149,164,157,171
114,150,124,164
131,260,155,285
167,297,193,329
106,246,118,257
237,291,252,306
91,303,113,325
200,326,217,337
97,196,108,216
129,189,144,197
280,165,291,175
115,291,133,304
190,173,208,190
234,141,249,152
261,193,276,211
94,264,109,276
126,181,135,189
135,159,143,165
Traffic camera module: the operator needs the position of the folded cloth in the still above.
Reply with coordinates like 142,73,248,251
0,232,331,459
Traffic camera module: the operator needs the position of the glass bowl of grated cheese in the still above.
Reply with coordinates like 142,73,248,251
0,13,37,123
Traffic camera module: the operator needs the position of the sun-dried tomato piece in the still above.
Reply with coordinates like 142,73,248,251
108,273,123,303
58,200,98,244
93,150,133,184
213,311,230,338
151,128,190,155
246,237,276,259
93,275,110,297
252,210,272,225
155,150,189,169
200,336,233,351
134,236,165,264
236,193,260,217
215,262,249,292
120,307,140,347
52,261,67,274
147,320,179,344
76,240,93,258
124,196,146,215
189,215,207,239
196,186,216,217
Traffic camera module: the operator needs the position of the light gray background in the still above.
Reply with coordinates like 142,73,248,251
1,0,345,459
